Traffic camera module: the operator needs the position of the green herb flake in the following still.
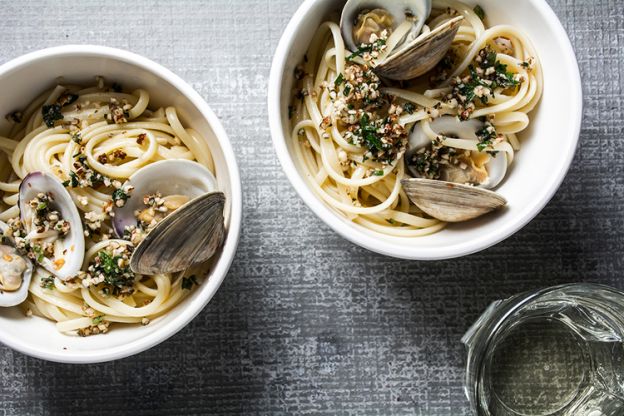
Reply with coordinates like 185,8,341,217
403,102,416,114
474,5,486,20
92,315,104,325
373,170,384,176
40,276,55,290
347,38,386,61
98,251,121,276
112,189,129,204
64,172,79,188
93,250,133,292
36,201,48,213
476,123,497,152
359,113,383,151
334,73,344,87
41,104,63,127
33,245,44,263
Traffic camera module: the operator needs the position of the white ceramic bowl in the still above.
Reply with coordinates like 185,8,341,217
0,45,242,363
269,0,582,260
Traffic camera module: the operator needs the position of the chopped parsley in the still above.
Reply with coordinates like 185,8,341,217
347,38,386,61
94,251,133,291
474,5,486,21
36,201,48,214
182,275,198,290
40,276,55,290
112,188,130,205
476,122,498,152
359,113,383,151
92,315,104,325
97,251,123,277
343,85,352,96
373,170,384,176
403,102,416,114
452,47,521,120
62,172,79,188
334,73,344,87
482,49,520,89
407,138,459,180
32,245,44,263
41,104,63,127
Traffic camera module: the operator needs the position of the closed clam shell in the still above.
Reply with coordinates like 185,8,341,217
375,16,464,80
130,191,226,275
401,178,507,222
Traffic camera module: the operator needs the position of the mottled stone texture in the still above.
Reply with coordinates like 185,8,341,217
0,0,622,415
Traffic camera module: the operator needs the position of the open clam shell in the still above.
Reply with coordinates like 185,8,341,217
375,15,463,80
111,159,225,275
340,0,431,52
340,0,462,80
112,159,218,237
406,116,508,189
401,178,507,222
18,172,85,280
130,191,226,275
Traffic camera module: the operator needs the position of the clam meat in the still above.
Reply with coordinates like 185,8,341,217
112,159,226,275
0,222,34,307
405,116,508,189
8,172,85,280
340,0,463,80
402,116,509,222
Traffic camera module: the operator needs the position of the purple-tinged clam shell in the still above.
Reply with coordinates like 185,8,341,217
19,172,85,280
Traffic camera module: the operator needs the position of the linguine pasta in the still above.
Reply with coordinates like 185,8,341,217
0,77,215,335
289,0,543,238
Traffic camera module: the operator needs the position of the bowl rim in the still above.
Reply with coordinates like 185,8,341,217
0,44,243,363
268,0,583,261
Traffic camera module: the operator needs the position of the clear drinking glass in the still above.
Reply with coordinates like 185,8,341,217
463,283,624,416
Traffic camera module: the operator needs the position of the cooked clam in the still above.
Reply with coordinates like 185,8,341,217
340,0,463,80
112,160,225,275
130,192,226,275
0,223,33,307
403,116,508,222
406,116,508,189
17,172,85,280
